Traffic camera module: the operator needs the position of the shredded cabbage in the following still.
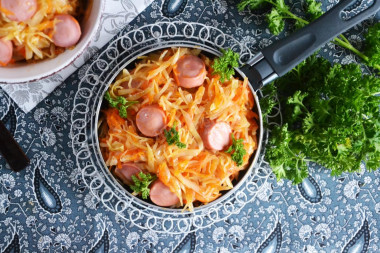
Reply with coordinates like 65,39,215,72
0,0,79,63
99,48,259,211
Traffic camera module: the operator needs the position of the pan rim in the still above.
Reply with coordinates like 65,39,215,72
93,44,264,213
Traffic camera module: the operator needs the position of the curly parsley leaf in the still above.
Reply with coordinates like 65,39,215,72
212,49,240,83
237,0,266,11
104,91,138,119
129,172,157,199
164,123,186,148
260,83,277,125
105,91,119,108
226,134,247,166
305,0,323,20
363,22,380,71
265,55,380,184
267,8,285,35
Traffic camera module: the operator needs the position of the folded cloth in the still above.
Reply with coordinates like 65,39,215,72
0,0,153,113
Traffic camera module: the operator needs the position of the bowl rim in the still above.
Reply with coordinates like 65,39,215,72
0,0,104,84
94,44,264,213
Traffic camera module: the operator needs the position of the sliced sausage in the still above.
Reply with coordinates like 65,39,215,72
150,179,179,207
201,120,232,151
0,38,12,66
136,105,166,137
52,14,81,48
173,55,206,88
0,0,37,22
114,163,142,185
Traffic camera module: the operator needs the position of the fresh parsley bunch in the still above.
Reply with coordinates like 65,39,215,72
104,91,138,118
263,55,380,184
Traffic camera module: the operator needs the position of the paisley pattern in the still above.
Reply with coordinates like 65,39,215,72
33,166,62,214
0,0,379,252
89,229,109,253
3,233,20,253
342,219,370,253
257,222,282,253
162,0,189,18
297,175,322,203
173,232,196,253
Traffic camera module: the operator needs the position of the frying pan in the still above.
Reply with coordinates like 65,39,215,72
95,0,380,212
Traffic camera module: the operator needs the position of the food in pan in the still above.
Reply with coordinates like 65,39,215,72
98,48,259,211
0,0,82,66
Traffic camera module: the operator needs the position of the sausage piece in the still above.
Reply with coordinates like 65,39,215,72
52,14,81,48
1,0,37,22
173,55,206,88
0,38,12,66
136,105,166,137
150,179,179,207
201,120,232,151
114,163,142,185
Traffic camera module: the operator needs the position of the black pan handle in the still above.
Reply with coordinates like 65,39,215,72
0,120,29,171
242,0,380,90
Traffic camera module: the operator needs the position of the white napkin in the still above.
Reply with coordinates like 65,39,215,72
0,0,153,113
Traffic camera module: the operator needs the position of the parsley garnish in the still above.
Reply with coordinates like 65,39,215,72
104,91,138,118
264,55,380,184
164,122,186,148
129,172,157,199
226,134,247,166
212,49,240,83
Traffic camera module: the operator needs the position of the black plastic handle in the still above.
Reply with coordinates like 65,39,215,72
0,120,29,171
263,0,380,77
243,0,380,90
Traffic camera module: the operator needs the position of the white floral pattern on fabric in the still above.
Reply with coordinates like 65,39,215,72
0,0,379,252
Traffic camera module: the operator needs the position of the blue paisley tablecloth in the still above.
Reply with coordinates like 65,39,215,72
0,0,379,252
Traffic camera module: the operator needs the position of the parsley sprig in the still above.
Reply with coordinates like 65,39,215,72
226,134,247,166
129,172,157,199
238,0,380,71
263,55,380,184
164,122,186,148
212,49,240,83
104,91,138,118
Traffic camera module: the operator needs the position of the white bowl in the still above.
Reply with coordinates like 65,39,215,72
0,0,103,84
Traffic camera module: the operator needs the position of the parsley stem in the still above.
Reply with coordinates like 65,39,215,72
266,0,309,25
333,37,369,61
263,0,376,69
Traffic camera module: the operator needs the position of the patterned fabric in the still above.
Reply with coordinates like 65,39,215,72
0,0,153,113
0,0,379,252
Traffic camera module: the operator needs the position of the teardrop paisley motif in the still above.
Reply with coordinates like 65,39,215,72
297,175,322,203
257,222,282,253
162,0,188,18
342,220,369,253
33,166,62,213
173,232,196,253
89,229,109,253
3,233,20,253
1,106,17,135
